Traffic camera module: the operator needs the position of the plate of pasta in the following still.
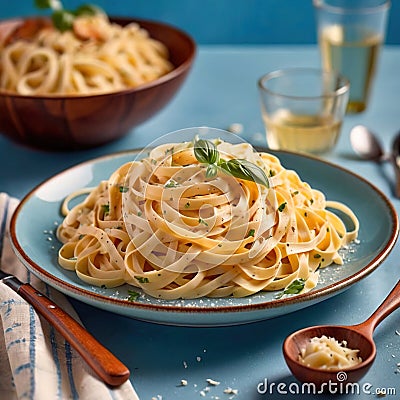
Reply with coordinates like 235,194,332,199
10,131,398,326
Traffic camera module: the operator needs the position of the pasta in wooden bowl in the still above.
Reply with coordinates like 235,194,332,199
0,14,196,150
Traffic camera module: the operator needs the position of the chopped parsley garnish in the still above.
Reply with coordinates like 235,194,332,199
276,278,306,299
164,179,179,188
284,278,306,295
165,147,175,155
101,204,110,214
278,202,287,212
247,229,255,237
119,185,128,193
198,218,209,227
135,276,149,283
127,290,140,302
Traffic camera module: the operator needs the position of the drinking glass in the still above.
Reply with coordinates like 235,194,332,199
258,68,349,154
313,0,390,113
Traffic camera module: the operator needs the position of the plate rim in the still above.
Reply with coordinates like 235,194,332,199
10,148,399,316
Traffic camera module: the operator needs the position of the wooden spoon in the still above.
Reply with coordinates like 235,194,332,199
283,280,400,388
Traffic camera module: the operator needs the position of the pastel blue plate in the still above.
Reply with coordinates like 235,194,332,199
10,149,399,326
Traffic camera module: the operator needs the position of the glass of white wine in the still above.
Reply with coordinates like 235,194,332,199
313,0,390,113
258,68,349,154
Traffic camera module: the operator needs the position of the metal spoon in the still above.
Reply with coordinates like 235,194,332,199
350,125,388,161
350,125,400,197
282,280,400,389
391,132,400,197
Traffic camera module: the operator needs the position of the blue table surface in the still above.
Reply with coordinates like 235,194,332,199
2,45,400,399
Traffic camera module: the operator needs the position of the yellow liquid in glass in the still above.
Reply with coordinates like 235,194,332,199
320,25,382,113
263,110,342,154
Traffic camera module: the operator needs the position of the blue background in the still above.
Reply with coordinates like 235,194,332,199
1,0,399,44
2,2,400,400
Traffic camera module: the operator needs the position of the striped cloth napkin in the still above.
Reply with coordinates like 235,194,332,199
0,193,140,400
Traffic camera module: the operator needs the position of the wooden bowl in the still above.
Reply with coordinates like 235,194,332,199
0,17,196,151
283,325,376,390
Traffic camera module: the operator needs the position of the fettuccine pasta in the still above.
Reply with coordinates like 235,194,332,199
56,139,359,299
0,14,173,95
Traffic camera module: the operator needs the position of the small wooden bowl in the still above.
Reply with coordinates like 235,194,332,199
283,280,400,391
283,325,375,390
0,16,196,151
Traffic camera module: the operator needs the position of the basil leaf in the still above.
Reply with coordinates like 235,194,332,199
206,164,218,178
193,138,269,188
219,159,269,188
35,0,57,9
34,0,103,32
75,4,104,17
194,139,219,165
52,9,75,31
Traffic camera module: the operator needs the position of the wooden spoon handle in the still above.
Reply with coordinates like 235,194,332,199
356,279,400,336
16,282,130,387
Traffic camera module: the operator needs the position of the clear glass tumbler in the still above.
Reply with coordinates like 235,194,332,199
258,68,350,155
313,0,390,113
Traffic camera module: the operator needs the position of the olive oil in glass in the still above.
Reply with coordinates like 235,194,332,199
263,110,342,154
320,25,382,113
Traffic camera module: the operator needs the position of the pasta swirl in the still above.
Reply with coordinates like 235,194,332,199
56,140,359,299
0,14,173,95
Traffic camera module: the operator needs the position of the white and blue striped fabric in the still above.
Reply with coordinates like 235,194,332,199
0,193,139,400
